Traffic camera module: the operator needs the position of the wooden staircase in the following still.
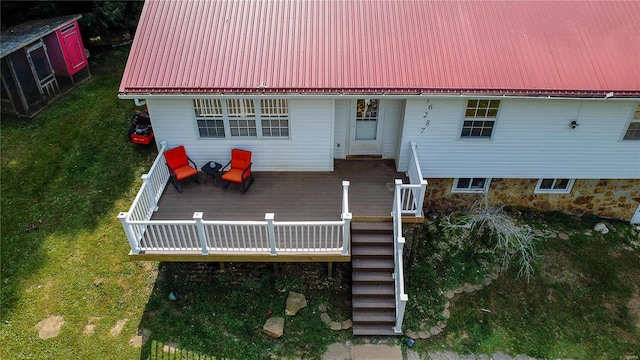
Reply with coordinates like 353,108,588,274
351,222,397,336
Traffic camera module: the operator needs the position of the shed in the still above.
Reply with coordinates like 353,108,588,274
1,15,90,117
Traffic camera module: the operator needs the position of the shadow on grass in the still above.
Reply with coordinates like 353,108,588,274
0,49,157,318
136,262,353,360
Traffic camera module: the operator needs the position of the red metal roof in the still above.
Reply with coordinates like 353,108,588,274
119,0,640,97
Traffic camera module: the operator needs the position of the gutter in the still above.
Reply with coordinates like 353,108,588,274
118,92,640,102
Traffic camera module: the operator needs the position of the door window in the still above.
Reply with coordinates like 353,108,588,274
355,99,378,140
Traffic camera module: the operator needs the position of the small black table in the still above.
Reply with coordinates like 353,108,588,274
201,161,223,187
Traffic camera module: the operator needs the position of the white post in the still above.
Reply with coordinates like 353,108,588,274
394,293,408,333
415,178,427,217
342,213,352,256
341,181,351,256
341,181,350,215
265,213,277,256
117,212,140,254
394,179,403,215
142,174,158,211
193,212,208,255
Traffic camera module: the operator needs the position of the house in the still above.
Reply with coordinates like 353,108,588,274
1,15,90,117
117,0,640,335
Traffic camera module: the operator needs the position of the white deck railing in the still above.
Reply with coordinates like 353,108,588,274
397,142,427,217
392,180,409,334
118,148,352,256
389,142,427,333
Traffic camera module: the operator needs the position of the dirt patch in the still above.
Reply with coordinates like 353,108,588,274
539,250,588,287
36,316,65,339
82,316,102,336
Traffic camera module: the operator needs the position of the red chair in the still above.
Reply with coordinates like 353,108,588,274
164,146,200,192
221,148,254,193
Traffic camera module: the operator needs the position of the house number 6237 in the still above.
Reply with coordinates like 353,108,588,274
421,100,433,134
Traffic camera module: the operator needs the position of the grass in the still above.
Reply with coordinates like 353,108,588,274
2,47,639,359
404,211,640,359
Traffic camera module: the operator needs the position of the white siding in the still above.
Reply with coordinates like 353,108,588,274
381,99,402,159
333,100,349,159
399,98,640,179
146,98,333,171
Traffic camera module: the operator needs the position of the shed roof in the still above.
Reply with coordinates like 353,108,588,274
119,0,640,97
0,15,82,58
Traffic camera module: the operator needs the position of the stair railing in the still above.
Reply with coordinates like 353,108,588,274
392,179,408,333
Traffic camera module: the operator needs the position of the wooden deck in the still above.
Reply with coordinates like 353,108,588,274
151,159,414,222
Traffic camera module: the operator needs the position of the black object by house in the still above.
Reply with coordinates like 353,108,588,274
1,15,90,117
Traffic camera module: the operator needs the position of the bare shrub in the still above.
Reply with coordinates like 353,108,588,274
441,197,538,281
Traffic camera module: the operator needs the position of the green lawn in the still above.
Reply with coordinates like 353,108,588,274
1,48,639,359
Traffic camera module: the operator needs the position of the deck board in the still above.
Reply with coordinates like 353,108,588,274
151,160,407,221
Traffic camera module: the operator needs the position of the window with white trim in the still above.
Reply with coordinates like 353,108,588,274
260,99,289,137
194,98,289,139
460,99,500,138
194,99,225,138
623,104,640,140
535,178,575,194
452,178,491,193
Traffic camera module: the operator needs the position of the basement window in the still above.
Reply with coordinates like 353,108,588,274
535,178,575,194
452,178,491,193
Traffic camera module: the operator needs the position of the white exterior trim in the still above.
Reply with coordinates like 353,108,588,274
451,178,492,193
534,178,575,194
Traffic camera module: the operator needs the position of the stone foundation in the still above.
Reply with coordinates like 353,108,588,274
423,178,640,221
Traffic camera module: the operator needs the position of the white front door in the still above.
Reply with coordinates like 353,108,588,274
348,99,383,155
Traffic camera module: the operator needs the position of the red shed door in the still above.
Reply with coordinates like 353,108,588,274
59,23,86,75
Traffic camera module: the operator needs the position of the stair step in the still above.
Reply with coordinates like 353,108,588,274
352,324,398,336
352,271,394,284
352,234,394,245
352,297,396,309
352,297,396,311
353,310,396,323
352,243,394,257
351,222,394,234
352,283,394,297
352,258,394,271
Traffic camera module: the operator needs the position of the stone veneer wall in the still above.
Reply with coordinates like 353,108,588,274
423,178,640,221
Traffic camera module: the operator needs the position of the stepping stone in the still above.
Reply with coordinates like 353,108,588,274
330,321,342,331
36,316,65,340
405,330,418,339
442,308,451,319
263,317,285,338
418,331,430,339
351,344,402,360
319,303,328,312
321,312,332,324
322,342,350,360
492,352,514,360
110,319,128,337
340,319,353,330
129,328,150,348
163,342,179,353
285,292,307,316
